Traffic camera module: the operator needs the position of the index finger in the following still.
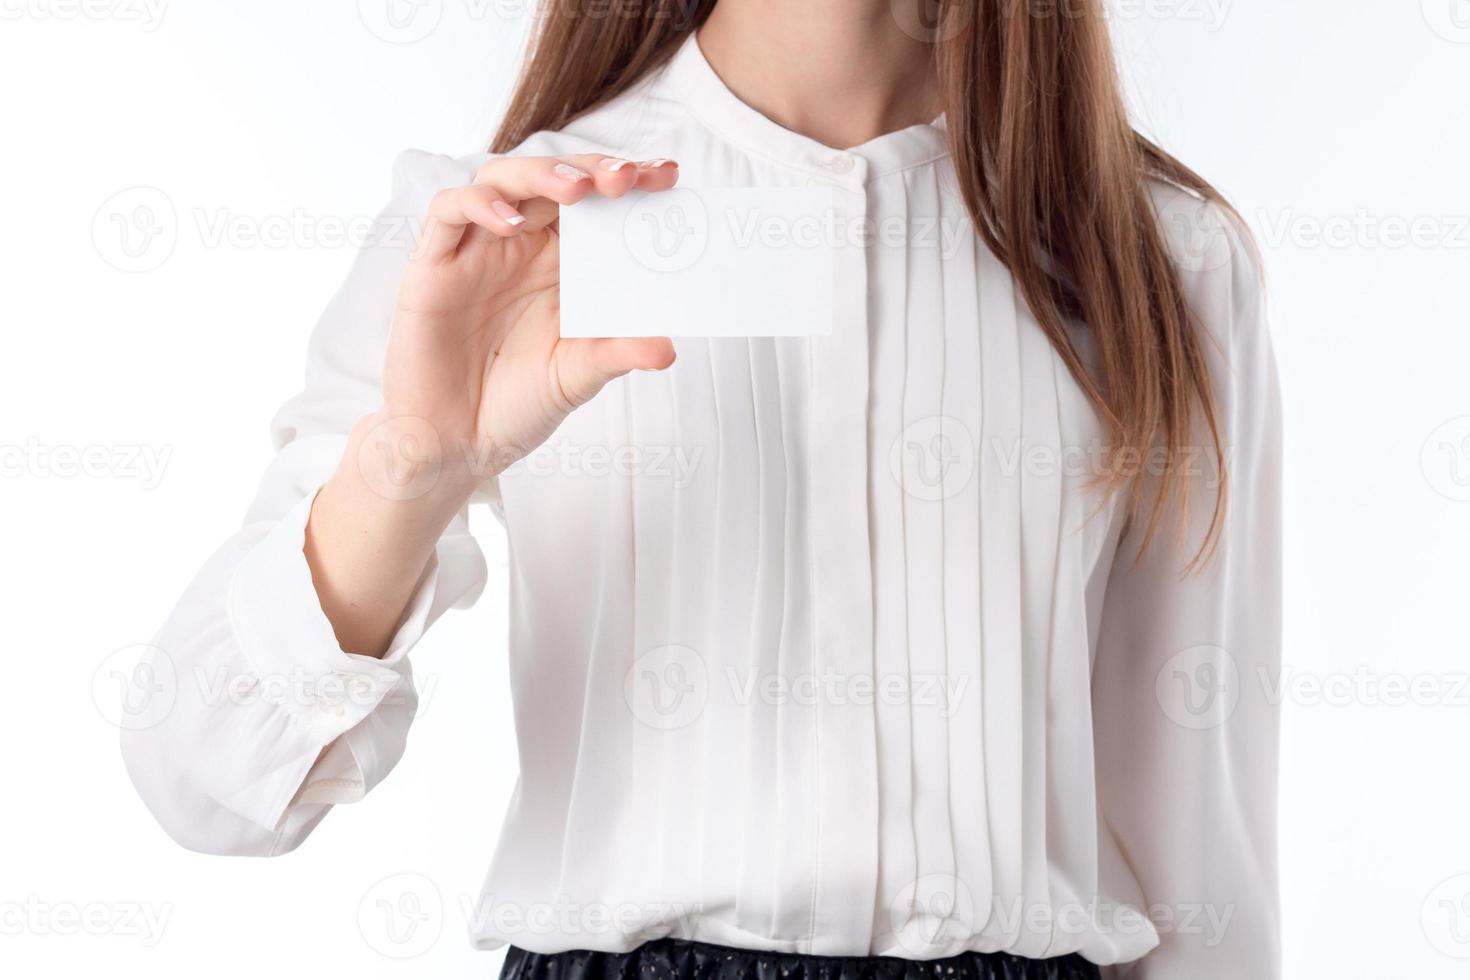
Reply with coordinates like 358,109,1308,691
474,154,679,214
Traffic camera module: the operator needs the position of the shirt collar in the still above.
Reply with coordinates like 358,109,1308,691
658,33,951,185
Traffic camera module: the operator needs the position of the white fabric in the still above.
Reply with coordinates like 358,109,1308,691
121,35,1281,979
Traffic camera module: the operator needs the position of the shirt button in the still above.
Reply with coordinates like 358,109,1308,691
825,153,856,174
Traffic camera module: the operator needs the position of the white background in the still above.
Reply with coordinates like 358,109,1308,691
1,2,1467,977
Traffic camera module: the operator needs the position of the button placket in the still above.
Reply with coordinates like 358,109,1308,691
805,168,880,950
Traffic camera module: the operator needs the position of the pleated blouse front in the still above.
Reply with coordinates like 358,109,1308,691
121,34,1282,980
480,37,1280,973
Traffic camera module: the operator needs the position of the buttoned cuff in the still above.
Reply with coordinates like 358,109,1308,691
227,487,439,748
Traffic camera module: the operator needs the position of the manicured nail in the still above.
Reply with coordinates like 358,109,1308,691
599,157,633,171
638,158,677,170
491,200,526,226
553,163,591,182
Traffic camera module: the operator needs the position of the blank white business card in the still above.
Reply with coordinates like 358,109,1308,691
559,187,838,338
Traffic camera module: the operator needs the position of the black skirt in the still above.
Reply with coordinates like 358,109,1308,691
501,937,1100,980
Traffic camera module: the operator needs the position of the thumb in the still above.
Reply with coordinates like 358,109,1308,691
552,336,676,408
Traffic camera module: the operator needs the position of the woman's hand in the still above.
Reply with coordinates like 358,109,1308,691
306,154,680,658
382,153,681,496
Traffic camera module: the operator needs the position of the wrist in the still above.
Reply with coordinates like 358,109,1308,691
341,411,485,526
306,421,473,661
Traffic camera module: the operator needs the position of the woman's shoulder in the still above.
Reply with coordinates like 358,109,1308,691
388,148,491,202
505,68,692,161
1142,175,1262,288
1141,175,1270,355
387,70,688,201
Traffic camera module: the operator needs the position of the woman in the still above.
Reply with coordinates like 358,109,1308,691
121,1,1281,978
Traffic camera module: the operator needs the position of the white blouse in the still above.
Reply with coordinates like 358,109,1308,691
121,36,1281,979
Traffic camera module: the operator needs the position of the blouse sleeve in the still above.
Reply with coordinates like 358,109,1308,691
120,150,491,857
1091,200,1283,977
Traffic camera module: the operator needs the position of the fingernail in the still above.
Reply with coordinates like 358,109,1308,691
491,200,526,226
598,157,633,171
554,163,591,182
638,158,677,170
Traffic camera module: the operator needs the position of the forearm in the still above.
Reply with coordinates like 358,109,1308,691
304,413,477,658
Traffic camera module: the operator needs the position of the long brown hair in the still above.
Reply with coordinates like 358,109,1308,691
493,0,1235,567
